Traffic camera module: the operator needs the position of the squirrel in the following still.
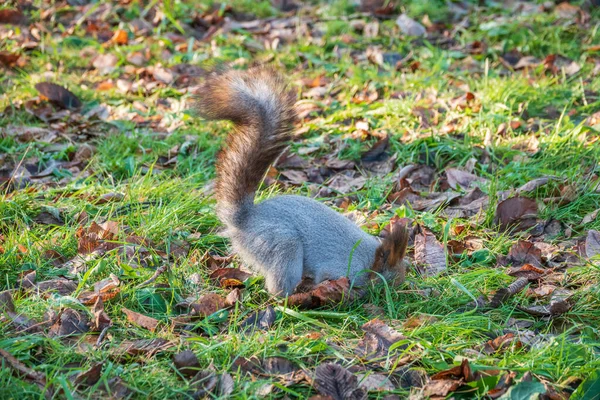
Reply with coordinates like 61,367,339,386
195,67,409,296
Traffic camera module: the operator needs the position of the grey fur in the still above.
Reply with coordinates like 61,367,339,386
224,194,380,296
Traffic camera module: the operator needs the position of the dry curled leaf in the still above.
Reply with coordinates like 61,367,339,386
496,197,538,231
585,230,600,259
445,168,486,190
173,350,201,378
414,233,447,276
210,268,251,288
314,363,366,400
189,293,227,317
49,308,90,337
73,363,104,388
355,319,408,360
35,83,82,109
287,277,358,309
240,305,276,332
122,308,159,332
490,277,529,308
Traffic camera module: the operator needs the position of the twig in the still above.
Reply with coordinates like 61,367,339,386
96,325,111,347
137,264,169,288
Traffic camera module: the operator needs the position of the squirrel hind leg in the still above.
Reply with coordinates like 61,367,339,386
263,240,304,297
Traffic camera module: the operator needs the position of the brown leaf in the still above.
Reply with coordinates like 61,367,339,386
94,192,124,205
431,359,474,382
517,289,572,317
490,277,529,308
0,9,28,25
35,83,81,109
314,363,367,400
90,296,112,331
414,232,447,276
585,230,600,259
496,196,538,231
279,169,309,185
93,53,118,74
517,177,552,194
326,174,367,194
73,363,104,388
396,14,426,37
507,263,547,281
210,268,251,288
0,290,16,313
122,307,159,332
103,377,131,399
112,338,173,358
361,136,389,162
173,350,201,378
402,314,437,329
240,305,276,332
423,379,463,398
507,241,542,268
33,278,78,297
0,51,21,68
355,319,408,360
49,308,90,337
357,373,396,392
287,277,358,309
446,168,486,190
202,253,234,270
189,293,227,317
480,333,522,355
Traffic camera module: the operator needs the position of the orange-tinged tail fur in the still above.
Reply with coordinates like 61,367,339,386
195,68,296,226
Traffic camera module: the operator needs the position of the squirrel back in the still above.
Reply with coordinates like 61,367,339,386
195,67,296,227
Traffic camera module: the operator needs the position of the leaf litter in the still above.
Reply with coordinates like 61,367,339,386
1,0,599,398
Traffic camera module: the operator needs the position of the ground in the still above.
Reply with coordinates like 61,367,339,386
1,0,600,399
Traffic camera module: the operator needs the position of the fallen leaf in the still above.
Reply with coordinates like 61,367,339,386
480,333,522,355
357,373,395,391
422,379,463,398
33,278,78,297
507,264,547,281
582,209,599,225
355,319,408,361
396,14,426,37
314,363,366,400
517,289,572,317
585,230,600,259
496,196,538,231
0,9,28,25
73,362,104,388
122,307,159,332
490,277,529,308
210,268,251,288
0,51,21,67
517,177,553,194
93,53,119,74
430,359,473,382
414,232,447,276
173,350,201,378
240,305,277,332
446,168,486,190
35,83,82,109
506,241,543,268
287,277,358,309
112,338,174,358
189,293,227,317
49,308,90,337
90,296,112,331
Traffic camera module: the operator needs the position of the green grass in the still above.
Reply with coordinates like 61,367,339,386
2,0,600,399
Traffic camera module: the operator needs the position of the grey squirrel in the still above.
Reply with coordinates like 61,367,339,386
196,67,409,296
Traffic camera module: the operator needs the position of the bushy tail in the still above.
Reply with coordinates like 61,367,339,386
195,67,296,227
